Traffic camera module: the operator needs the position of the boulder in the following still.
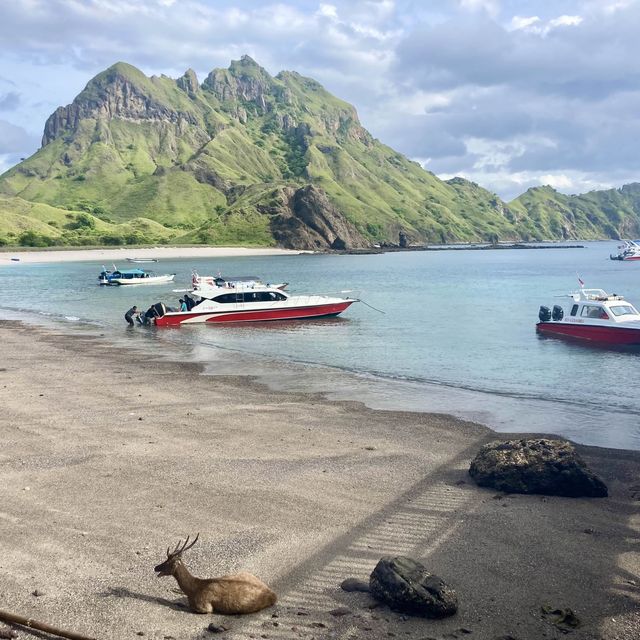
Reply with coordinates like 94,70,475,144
369,556,458,618
469,439,608,497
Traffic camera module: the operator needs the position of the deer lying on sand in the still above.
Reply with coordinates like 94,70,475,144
154,534,277,614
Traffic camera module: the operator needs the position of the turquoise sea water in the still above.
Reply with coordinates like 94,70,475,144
1,241,639,450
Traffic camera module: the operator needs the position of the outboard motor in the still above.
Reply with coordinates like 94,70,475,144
538,306,552,322
140,303,165,325
152,302,166,318
552,305,564,321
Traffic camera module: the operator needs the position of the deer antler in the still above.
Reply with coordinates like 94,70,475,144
167,533,200,558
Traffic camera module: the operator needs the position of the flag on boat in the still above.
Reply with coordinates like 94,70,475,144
577,274,585,287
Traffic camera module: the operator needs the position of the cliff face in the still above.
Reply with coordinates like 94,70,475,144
2,57,638,249
268,185,369,250
42,63,202,147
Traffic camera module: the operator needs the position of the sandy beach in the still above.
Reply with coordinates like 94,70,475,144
0,320,639,640
0,247,305,264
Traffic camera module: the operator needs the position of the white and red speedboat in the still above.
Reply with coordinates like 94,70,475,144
610,240,640,261
536,288,640,345
153,279,357,326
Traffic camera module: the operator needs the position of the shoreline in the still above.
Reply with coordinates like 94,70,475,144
0,319,638,639
0,246,305,264
0,239,599,263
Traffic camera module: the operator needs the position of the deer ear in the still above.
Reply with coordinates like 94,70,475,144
166,546,171,557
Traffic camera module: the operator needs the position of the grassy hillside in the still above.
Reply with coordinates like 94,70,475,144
1,56,639,247
509,185,640,240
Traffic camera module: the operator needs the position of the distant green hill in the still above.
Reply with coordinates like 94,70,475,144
1,57,639,248
509,184,640,240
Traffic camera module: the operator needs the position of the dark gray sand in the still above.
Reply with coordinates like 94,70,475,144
0,321,638,639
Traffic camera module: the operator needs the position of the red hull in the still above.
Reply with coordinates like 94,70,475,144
537,322,640,345
155,301,354,327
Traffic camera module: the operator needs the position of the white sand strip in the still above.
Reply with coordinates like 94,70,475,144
0,246,307,264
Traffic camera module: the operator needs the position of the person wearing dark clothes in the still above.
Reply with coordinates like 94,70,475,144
124,305,138,326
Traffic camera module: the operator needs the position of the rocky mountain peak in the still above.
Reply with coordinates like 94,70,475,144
177,68,199,95
41,61,200,147
203,56,275,114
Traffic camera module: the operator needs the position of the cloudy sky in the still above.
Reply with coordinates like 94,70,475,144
1,0,638,199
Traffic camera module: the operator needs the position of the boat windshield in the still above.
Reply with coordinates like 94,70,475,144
609,304,639,317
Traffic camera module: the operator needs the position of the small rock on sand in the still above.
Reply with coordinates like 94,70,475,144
369,556,458,618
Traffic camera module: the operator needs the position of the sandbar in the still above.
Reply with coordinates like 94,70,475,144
0,321,638,639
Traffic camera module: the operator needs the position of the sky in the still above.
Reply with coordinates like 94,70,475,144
1,0,639,200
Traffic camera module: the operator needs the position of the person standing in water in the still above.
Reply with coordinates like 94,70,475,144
124,305,139,327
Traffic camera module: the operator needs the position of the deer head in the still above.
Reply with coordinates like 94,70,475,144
154,534,199,577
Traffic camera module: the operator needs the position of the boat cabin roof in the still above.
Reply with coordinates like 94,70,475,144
216,275,261,282
570,288,625,302
117,269,148,275
564,289,640,321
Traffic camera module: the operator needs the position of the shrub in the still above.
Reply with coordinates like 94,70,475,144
67,213,96,230
101,234,123,245
18,231,55,247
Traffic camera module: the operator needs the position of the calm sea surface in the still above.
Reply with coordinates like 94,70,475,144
1,241,639,450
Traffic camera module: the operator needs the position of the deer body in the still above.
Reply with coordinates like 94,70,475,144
155,535,277,615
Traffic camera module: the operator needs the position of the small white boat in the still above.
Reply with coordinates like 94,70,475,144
537,288,640,345
126,257,158,263
610,240,640,261
99,267,175,286
191,272,288,291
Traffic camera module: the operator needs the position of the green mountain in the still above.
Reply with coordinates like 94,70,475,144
1,57,639,248
509,184,640,241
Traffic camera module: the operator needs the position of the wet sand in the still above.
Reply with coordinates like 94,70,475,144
0,320,638,640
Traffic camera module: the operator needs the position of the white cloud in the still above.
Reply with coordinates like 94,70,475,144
0,154,17,175
317,3,338,19
596,0,636,15
393,90,454,115
508,14,583,36
548,15,583,29
509,16,541,31
538,173,575,190
458,0,500,17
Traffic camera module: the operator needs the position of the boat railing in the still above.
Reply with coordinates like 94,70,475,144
569,288,625,302
288,290,360,301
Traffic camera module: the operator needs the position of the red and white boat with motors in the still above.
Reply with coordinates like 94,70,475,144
536,288,640,345
610,240,640,261
153,278,358,326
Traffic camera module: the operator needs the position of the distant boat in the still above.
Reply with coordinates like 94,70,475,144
191,272,288,291
10,257,20,262
610,240,640,261
126,257,158,263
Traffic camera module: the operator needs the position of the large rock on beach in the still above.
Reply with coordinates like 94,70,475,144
369,556,458,618
469,438,608,497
